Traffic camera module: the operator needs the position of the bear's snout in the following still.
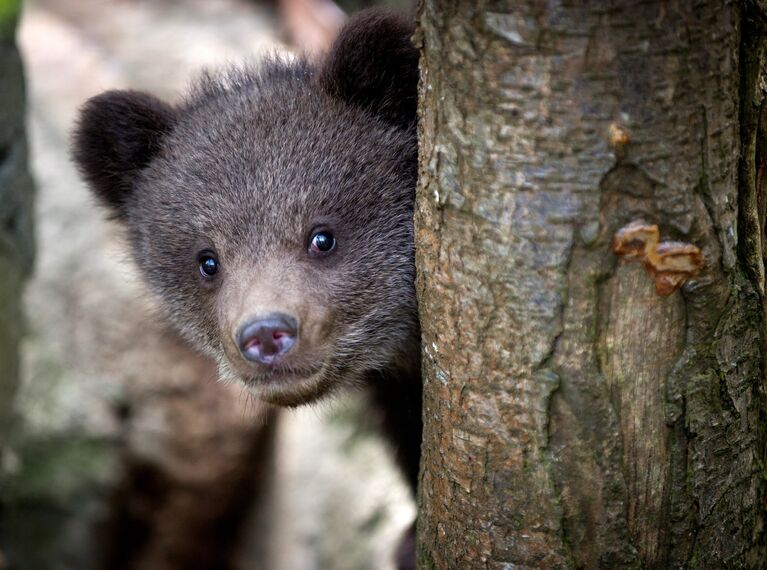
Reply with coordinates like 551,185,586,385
237,313,298,365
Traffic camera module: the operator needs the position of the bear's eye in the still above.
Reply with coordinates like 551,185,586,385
198,252,220,278
309,230,336,257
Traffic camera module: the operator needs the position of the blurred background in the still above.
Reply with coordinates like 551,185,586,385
0,0,414,568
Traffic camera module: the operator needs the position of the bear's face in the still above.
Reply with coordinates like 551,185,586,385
73,12,419,406
129,81,418,405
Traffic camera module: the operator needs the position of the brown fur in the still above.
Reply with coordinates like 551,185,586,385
72,9,421,566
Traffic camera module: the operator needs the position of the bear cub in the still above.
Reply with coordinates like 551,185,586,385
72,9,421,568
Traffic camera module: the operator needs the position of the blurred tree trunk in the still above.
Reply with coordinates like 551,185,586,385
0,1,35,562
0,0,34,448
415,1,767,568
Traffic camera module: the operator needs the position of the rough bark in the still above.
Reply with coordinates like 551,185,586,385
415,1,767,568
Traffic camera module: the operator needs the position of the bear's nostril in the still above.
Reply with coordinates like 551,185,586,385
237,313,298,365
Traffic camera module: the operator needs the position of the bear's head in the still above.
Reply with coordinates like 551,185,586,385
72,11,420,406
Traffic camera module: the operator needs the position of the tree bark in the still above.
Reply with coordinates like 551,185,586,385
415,1,767,568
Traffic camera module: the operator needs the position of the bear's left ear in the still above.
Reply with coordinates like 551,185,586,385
72,90,177,219
318,9,418,129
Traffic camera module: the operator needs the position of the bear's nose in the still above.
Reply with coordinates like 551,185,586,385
237,313,298,364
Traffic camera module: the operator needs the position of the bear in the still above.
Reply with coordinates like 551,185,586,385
71,9,421,569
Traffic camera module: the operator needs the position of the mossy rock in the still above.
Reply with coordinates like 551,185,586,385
0,435,115,570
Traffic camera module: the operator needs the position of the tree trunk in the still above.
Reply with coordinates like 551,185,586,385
415,1,767,568
0,0,34,448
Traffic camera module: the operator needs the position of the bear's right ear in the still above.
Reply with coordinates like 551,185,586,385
72,90,177,219
318,9,418,129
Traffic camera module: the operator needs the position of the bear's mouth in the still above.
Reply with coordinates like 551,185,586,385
240,361,335,407
258,362,323,382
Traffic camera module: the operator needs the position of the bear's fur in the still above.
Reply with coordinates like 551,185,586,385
72,8,421,561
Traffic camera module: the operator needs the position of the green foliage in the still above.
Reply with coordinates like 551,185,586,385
0,0,20,40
